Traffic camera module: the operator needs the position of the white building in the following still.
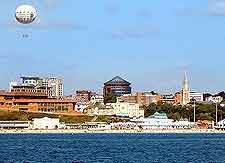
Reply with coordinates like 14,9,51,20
32,117,60,129
190,92,204,102
43,77,64,98
130,112,194,129
205,96,223,103
215,120,225,129
75,102,88,113
107,98,144,118
21,77,42,86
90,95,104,104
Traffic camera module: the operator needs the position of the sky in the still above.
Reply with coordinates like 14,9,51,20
0,0,225,95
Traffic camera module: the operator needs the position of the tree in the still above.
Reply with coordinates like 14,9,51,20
104,93,118,104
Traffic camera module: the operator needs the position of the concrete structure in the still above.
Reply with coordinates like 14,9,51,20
181,72,190,105
190,92,204,102
107,98,144,118
130,112,194,129
32,117,60,129
103,76,131,97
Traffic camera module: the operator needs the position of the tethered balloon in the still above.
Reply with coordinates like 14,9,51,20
15,5,37,24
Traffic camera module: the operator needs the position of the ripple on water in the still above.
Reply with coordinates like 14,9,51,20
0,133,225,163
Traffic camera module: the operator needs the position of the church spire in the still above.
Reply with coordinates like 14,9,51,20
183,71,189,91
181,71,190,105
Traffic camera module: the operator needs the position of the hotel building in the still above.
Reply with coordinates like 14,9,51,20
0,91,79,115
10,77,64,99
106,97,144,118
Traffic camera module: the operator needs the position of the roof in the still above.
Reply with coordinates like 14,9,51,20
149,112,168,119
0,98,77,103
21,77,42,80
104,76,131,86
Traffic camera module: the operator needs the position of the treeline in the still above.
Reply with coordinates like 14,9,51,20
142,103,225,122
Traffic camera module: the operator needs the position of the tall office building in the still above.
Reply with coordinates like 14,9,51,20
43,77,63,98
10,76,63,99
181,72,190,105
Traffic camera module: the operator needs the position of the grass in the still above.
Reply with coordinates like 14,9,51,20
0,110,124,124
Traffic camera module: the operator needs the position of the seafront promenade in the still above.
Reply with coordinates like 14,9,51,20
0,129,225,134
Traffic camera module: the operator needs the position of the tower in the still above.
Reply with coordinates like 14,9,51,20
181,72,190,105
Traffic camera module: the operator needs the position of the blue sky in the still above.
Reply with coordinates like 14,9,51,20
0,0,225,95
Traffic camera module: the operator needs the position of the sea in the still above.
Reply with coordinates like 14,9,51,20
0,133,225,163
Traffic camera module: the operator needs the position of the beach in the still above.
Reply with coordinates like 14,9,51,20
0,128,225,134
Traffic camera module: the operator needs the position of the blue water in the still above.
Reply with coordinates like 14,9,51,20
0,133,225,163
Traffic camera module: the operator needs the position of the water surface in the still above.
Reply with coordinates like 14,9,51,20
0,133,224,163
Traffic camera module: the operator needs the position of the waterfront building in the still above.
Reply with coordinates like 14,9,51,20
107,98,144,118
130,112,194,129
181,72,190,105
215,120,225,129
0,91,80,115
32,117,60,129
103,76,131,97
0,121,30,129
65,122,110,130
190,92,204,102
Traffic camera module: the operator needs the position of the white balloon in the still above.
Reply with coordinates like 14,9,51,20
15,5,37,24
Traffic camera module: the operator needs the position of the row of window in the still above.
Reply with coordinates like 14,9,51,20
11,89,47,93
38,108,69,112
38,103,70,107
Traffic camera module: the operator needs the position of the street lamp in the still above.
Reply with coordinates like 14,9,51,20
191,98,196,123
215,102,218,124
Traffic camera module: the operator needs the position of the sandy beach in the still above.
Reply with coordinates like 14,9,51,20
0,129,225,134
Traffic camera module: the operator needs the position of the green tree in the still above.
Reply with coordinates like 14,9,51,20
104,93,118,104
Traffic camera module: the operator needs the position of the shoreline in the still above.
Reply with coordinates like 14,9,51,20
0,129,225,134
